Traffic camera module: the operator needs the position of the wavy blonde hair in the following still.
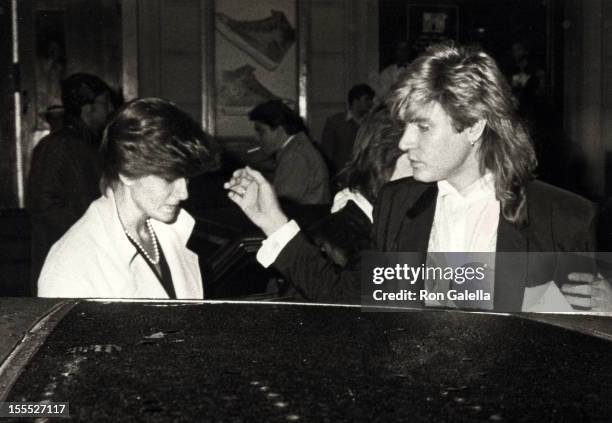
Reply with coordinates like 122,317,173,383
388,43,537,225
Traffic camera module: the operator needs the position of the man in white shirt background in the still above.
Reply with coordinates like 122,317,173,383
248,100,330,206
225,43,608,312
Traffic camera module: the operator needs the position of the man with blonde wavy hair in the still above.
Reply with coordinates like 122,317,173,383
225,43,601,311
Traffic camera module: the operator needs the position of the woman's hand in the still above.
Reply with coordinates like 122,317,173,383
224,167,288,236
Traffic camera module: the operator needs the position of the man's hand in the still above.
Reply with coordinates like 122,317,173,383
561,272,612,312
224,167,288,236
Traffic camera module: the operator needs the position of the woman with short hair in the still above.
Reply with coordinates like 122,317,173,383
38,98,220,299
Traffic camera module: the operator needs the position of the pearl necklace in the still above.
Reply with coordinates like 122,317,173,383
124,219,160,265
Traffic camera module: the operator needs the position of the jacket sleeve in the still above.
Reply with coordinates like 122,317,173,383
550,200,600,288
272,231,364,303
268,185,389,303
578,202,598,252
273,149,310,202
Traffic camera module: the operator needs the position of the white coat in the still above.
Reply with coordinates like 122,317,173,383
38,190,203,299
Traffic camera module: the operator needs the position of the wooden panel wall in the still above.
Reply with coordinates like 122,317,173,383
137,0,202,121
307,0,378,143
134,0,377,142
64,0,122,91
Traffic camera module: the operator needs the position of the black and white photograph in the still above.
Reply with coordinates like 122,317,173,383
0,0,612,421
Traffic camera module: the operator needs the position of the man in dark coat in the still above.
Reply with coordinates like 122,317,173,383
225,44,599,311
27,73,114,292
320,84,374,179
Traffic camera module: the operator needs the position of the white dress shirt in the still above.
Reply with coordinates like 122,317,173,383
428,172,500,253
425,173,500,308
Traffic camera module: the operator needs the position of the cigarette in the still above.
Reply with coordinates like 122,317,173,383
247,146,262,153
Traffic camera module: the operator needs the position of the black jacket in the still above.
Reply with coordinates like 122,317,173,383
273,178,597,309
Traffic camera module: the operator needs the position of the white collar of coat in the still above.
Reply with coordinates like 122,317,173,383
92,187,195,267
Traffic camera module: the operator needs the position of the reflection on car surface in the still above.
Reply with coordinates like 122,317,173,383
1,298,612,421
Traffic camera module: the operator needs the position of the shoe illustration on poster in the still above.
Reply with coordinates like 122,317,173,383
219,65,293,115
215,10,296,71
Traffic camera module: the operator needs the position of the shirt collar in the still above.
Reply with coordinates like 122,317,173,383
331,188,373,222
346,110,363,125
437,172,496,202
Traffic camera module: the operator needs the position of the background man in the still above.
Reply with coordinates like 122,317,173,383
320,84,375,180
27,73,114,292
226,43,601,311
248,100,330,205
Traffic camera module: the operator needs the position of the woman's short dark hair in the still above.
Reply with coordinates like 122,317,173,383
248,100,308,136
101,97,220,188
338,103,404,203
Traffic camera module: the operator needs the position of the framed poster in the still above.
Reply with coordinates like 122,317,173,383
407,4,459,54
203,0,306,139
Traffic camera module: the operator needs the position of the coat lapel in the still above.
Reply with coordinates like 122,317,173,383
376,179,532,312
387,184,437,296
395,185,438,253
151,211,203,299
375,181,437,252
93,191,169,298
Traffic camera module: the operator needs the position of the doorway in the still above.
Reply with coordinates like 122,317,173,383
0,0,123,210
0,1,20,208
